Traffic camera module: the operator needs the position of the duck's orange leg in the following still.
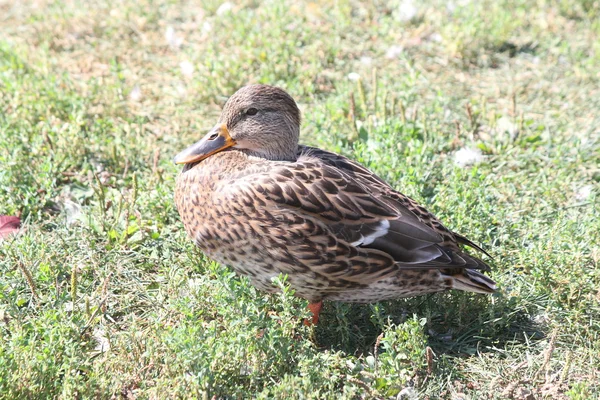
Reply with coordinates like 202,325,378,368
304,301,323,326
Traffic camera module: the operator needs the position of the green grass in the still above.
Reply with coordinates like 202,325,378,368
1,0,599,398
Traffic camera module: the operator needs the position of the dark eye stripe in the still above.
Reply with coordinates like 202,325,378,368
229,107,278,129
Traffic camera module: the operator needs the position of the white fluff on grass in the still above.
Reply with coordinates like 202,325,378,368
165,26,183,49
575,185,593,201
64,200,82,226
386,45,404,59
360,56,373,66
496,116,519,139
347,72,361,81
395,0,418,22
93,328,110,353
454,147,484,167
179,61,194,78
129,85,142,102
216,2,234,16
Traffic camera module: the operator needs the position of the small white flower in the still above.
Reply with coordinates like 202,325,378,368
347,72,361,81
216,2,234,16
180,61,194,78
454,147,484,167
386,45,404,59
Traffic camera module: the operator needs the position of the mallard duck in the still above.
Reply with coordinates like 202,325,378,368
174,85,495,324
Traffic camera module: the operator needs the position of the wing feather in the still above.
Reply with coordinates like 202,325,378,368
220,146,493,286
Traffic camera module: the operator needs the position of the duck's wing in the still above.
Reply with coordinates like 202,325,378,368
298,145,493,260
223,156,492,289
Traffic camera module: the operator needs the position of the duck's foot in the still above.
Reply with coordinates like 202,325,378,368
304,300,323,326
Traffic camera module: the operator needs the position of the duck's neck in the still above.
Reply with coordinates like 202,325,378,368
238,147,298,162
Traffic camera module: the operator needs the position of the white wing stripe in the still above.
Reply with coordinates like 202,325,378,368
350,220,390,246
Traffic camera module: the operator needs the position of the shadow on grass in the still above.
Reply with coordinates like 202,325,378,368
492,41,538,58
312,290,547,358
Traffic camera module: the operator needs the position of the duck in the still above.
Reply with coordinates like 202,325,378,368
174,84,496,324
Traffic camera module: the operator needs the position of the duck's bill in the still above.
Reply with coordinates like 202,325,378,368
173,123,236,164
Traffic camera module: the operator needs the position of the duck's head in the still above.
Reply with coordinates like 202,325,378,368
174,84,301,164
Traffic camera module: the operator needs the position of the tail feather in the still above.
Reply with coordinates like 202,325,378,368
454,232,493,260
446,269,496,294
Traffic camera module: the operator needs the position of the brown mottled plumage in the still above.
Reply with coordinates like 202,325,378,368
174,85,495,321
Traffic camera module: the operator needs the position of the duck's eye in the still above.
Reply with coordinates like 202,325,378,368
245,108,258,116
208,133,219,140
